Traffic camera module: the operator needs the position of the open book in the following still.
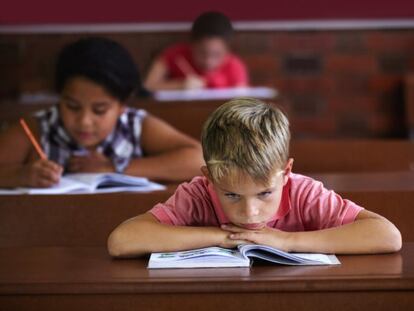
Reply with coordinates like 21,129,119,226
147,244,340,269
0,173,165,195
154,87,278,102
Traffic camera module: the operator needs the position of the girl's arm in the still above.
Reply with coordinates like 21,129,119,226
144,59,204,91
107,213,242,257
124,114,204,182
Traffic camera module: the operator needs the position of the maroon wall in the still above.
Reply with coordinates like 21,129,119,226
1,0,413,24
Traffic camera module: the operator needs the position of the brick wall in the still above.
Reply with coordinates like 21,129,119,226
1,29,414,138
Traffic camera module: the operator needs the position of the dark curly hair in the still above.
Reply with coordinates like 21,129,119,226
191,11,234,42
55,37,145,101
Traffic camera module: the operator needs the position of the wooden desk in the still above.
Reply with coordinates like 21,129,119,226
310,171,414,192
0,244,412,311
0,185,177,248
291,139,414,173
341,191,414,242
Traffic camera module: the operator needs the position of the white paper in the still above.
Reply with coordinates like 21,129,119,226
0,173,165,195
154,87,278,102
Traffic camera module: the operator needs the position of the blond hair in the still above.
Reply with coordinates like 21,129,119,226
201,97,290,185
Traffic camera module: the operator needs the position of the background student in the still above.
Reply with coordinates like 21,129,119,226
145,11,249,91
108,98,401,257
0,37,204,188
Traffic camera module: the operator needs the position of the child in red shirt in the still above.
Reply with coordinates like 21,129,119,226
145,11,248,91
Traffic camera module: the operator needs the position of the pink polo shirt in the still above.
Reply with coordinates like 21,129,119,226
161,43,248,88
149,173,363,231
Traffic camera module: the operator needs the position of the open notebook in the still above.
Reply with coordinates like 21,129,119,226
148,244,340,269
154,87,278,102
0,173,165,195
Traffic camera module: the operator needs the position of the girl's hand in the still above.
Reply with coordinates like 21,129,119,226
68,151,114,173
221,224,292,252
184,74,206,89
24,159,63,187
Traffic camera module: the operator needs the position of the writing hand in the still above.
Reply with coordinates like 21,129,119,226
184,74,206,89
24,159,63,187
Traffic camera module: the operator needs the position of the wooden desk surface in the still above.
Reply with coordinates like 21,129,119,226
310,171,414,192
0,184,178,248
291,139,414,173
0,244,413,311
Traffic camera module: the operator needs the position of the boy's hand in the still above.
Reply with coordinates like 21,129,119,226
216,226,249,249
24,159,63,187
68,151,114,173
221,224,292,252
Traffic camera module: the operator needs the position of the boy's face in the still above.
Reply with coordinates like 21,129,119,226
59,77,125,149
192,37,229,72
203,160,293,230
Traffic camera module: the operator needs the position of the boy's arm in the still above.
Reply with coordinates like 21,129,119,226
124,115,204,182
225,210,402,254
107,213,241,258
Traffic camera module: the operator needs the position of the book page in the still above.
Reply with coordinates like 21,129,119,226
0,174,165,195
239,244,340,265
154,87,278,102
148,247,250,269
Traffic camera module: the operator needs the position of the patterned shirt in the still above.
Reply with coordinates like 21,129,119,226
34,105,147,173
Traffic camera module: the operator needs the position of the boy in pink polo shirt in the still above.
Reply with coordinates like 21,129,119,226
108,98,402,257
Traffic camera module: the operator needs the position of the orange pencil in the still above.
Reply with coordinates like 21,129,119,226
19,118,47,160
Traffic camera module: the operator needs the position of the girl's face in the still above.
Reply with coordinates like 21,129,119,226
59,77,125,149
192,37,229,72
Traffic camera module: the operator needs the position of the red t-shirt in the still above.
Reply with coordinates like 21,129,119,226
149,174,363,231
161,43,248,88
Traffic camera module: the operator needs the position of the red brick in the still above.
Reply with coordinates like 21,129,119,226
325,55,378,74
365,31,414,53
272,32,336,53
277,77,335,94
290,117,337,139
368,76,402,93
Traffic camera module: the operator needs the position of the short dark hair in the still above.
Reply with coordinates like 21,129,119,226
55,37,143,101
191,11,234,42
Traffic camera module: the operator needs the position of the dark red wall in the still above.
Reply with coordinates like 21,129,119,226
1,0,414,24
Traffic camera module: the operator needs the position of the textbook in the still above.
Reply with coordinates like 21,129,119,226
154,87,278,102
0,173,165,195
147,244,340,269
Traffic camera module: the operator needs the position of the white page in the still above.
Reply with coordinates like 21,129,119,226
154,87,278,102
148,247,249,269
0,174,165,195
240,244,340,265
